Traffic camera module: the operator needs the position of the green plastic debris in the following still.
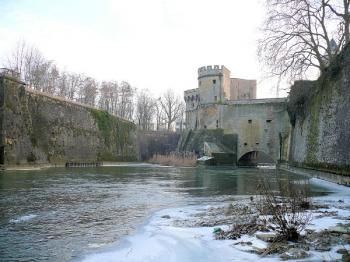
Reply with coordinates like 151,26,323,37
213,227,223,234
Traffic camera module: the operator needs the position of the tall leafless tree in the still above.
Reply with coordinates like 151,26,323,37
66,73,83,101
159,89,183,131
5,40,27,77
77,76,98,106
116,81,135,120
135,89,156,130
3,40,140,118
325,0,350,43
99,81,119,114
155,99,166,131
259,0,350,80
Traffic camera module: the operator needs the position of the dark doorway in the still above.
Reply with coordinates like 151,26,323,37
238,151,274,166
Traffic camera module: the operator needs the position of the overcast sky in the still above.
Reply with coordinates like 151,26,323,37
0,0,286,98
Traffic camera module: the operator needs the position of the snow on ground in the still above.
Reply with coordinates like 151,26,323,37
81,178,350,262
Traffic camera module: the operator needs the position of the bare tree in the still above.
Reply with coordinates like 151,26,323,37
325,0,350,43
159,89,183,131
155,99,165,131
259,0,350,80
5,40,27,77
135,89,156,130
43,64,60,94
66,73,83,101
116,81,135,120
4,40,62,93
99,81,119,114
3,40,141,114
6,41,46,88
57,71,68,98
77,76,98,106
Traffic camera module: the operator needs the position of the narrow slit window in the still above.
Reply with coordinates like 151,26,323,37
248,119,252,123
266,119,272,123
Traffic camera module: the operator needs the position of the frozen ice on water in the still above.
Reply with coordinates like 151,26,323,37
81,179,350,262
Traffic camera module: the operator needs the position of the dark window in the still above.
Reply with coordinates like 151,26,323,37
213,79,216,84
204,125,207,129
244,143,248,146
256,143,259,145
248,119,252,123
266,119,272,123
214,96,217,101
216,120,219,128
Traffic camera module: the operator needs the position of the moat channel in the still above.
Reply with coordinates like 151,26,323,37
0,164,332,262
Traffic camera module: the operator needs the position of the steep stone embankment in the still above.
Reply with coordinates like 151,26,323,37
0,76,138,166
288,44,350,175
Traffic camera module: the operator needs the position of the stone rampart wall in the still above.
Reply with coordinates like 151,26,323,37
288,44,350,175
0,76,138,166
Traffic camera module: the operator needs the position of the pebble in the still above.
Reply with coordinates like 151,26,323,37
329,226,350,234
315,244,331,251
280,248,309,260
255,233,277,242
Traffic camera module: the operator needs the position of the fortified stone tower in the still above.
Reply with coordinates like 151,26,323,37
197,65,231,104
184,65,258,130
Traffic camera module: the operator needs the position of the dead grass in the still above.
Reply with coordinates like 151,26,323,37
255,176,312,241
148,152,197,167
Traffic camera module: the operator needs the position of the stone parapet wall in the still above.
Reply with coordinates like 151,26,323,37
197,65,229,79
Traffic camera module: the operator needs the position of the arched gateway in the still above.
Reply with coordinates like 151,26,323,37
237,151,274,166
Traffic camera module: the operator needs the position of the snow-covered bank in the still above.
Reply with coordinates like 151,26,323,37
81,206,276,262
81,178,350,262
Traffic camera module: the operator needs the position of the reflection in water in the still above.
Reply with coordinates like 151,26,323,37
0,165,328,262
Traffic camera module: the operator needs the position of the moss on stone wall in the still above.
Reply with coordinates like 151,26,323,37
89,108,137,161
0,76,138,165
305,93,320,163
90,109,114,144
289,43,350,176
291,161,350,176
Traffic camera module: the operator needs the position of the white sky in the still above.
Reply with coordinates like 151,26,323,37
0,0,288,98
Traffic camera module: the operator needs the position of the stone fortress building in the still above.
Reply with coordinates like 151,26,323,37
182,65,290,165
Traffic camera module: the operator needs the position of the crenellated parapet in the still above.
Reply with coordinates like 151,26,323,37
184,88,199,102
198,65,229,79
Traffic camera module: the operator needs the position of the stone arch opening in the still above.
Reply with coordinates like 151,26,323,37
238,151,274,166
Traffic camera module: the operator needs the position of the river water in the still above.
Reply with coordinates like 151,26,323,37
0,164,330,262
